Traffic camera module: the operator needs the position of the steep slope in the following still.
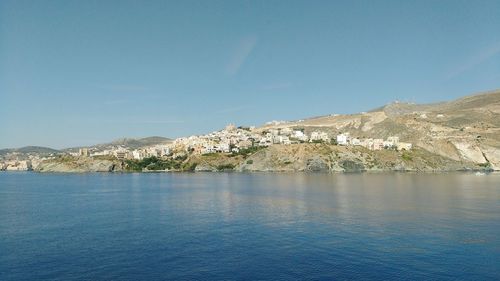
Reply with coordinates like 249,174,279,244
259,90,500,169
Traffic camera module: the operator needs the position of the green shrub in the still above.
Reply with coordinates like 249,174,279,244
174,154,188,161
401,152,413,161
231,146,263,157
125,156,184,171
216,164,235,171
183,162,198,171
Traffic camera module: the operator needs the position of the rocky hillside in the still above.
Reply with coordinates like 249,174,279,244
34,90,500,173
178,144,486,173
259,90,500,170
36,143,490,173
36,156,125,173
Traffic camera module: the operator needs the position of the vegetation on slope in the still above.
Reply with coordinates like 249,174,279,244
125,156,182,171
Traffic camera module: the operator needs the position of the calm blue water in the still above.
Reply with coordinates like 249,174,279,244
0,172,499,280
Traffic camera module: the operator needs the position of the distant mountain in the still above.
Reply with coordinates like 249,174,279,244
0,146,61,156
106,136,173,149
64,136,173,152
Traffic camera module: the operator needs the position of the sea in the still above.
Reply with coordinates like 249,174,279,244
1,172,499,280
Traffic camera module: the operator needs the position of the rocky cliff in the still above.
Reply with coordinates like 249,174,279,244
237,144,486,172
35,156,125,173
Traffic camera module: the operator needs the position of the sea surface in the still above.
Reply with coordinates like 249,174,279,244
0,172,499,280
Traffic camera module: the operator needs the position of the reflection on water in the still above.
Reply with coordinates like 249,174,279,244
0,172,499,280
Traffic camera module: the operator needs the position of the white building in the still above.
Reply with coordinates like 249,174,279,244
372,139,384,150
293,130,308,142
278,136,291,145
259,137,272,146
310,131,329,142
351,138,361,146
336,133,349,145
202,146,217,154
383,136,399,149
132,150,144,160
114,149,130,160
216,142,230,153
79,148,90,157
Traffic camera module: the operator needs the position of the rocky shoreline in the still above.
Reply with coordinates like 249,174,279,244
32,144,496,173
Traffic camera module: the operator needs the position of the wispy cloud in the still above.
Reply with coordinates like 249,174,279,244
226,35,258,75
215,106,249,114
447,41,500,79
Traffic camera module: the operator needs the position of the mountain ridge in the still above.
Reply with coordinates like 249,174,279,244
0,146,61,156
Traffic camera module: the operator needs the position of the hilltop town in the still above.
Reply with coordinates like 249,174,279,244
0,124,414,172
2,90,499,173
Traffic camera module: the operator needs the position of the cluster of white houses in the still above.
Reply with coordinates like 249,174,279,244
1,124,414,170
163,125,412,158
335,133,412,151
0,154,53,171
173,124,257,155
73,145,172,160
65,124,413,161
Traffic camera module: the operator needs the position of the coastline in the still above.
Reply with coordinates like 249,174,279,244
5,168,498,174
17,143,495,174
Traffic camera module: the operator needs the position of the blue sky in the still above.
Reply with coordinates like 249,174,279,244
1,0,499,149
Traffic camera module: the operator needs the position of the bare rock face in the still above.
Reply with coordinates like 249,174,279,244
340,160,365,172
480,145,500,170
418,140,461,161
361,112,387,132
194,164,216,172
452,141,488,164
306,157,329,172
36,157,123,173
